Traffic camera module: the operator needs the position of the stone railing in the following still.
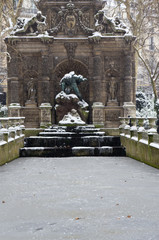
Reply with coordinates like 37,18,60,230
119,117,159,168
0,117,25,165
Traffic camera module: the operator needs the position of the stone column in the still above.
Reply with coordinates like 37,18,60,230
92,55,103,103
38,77,50,105
124,54,132,102
123,53,136,117
8,103,21,117
39,103,52,128
8,77,19,104
132,51,136,103
92,102,105,127
8,77,22,117
123,102,136,117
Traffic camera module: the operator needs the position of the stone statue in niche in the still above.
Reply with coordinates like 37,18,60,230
60,71,87,101
27,79,36,102
12,11,46,35
108,80,118,100
106,62,119,102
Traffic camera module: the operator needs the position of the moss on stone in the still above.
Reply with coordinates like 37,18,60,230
25,129,44,137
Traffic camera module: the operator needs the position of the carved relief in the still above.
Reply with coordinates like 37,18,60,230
105,58,120,74
23,56,39,72
94,109,104,122
105,110,121,121
82,12,90,27
66,14,76,29
64,42,78,61
105,63,119,78
48,0,93,36
51,12,58,28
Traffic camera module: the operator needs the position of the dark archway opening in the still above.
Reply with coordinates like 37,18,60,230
52,59,90,124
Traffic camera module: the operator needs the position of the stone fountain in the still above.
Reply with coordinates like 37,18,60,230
20,72,125,157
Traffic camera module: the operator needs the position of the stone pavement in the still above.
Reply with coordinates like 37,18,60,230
0,156,159,240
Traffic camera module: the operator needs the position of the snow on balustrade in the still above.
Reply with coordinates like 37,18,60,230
119,116,159,146
119,117,159,168
0,117,25,165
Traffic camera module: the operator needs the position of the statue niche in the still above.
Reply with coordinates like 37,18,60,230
108,79,118,101
106,62,119,105
25,78,37,107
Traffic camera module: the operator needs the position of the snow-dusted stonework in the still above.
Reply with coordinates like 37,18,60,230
59,109,86,126
55,91,89,124
5,0,136,128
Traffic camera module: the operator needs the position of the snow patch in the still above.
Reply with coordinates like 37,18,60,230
150,143,159,149
59,109,85,125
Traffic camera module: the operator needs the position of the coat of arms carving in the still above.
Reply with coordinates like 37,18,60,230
48,0,93,36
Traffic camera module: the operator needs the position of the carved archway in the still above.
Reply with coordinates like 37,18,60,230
53,59,89,103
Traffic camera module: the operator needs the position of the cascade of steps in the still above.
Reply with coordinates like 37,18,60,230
20,126,126,157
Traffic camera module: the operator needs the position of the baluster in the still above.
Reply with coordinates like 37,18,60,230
148,117,157,133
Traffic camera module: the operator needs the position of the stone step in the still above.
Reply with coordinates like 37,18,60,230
25,136,121,148
39,131,105,137
45,126,101,133
20,146,126,157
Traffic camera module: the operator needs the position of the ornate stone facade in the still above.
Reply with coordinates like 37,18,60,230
5,0,136,128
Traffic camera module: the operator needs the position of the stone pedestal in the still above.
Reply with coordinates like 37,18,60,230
92,102,104,127
21,107,40,128
25,100,37,108
39,103,52,128
55,92,89,124
123,102,136,117
105,106,123,128
8,103,21,117
107,100,118,106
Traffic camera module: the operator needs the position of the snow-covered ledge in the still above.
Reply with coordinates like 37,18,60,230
119,117,159,168
0,117,25,165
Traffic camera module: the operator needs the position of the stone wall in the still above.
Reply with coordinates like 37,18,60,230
120,117,159,169
0,117,25,165
6,36,136,128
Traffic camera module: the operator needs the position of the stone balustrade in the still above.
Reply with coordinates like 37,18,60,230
119,117,159,168
0,117,25,165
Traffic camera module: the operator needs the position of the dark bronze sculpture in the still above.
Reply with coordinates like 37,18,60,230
60,71,87,101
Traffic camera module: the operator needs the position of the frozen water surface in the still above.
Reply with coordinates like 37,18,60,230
0,156,159,240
